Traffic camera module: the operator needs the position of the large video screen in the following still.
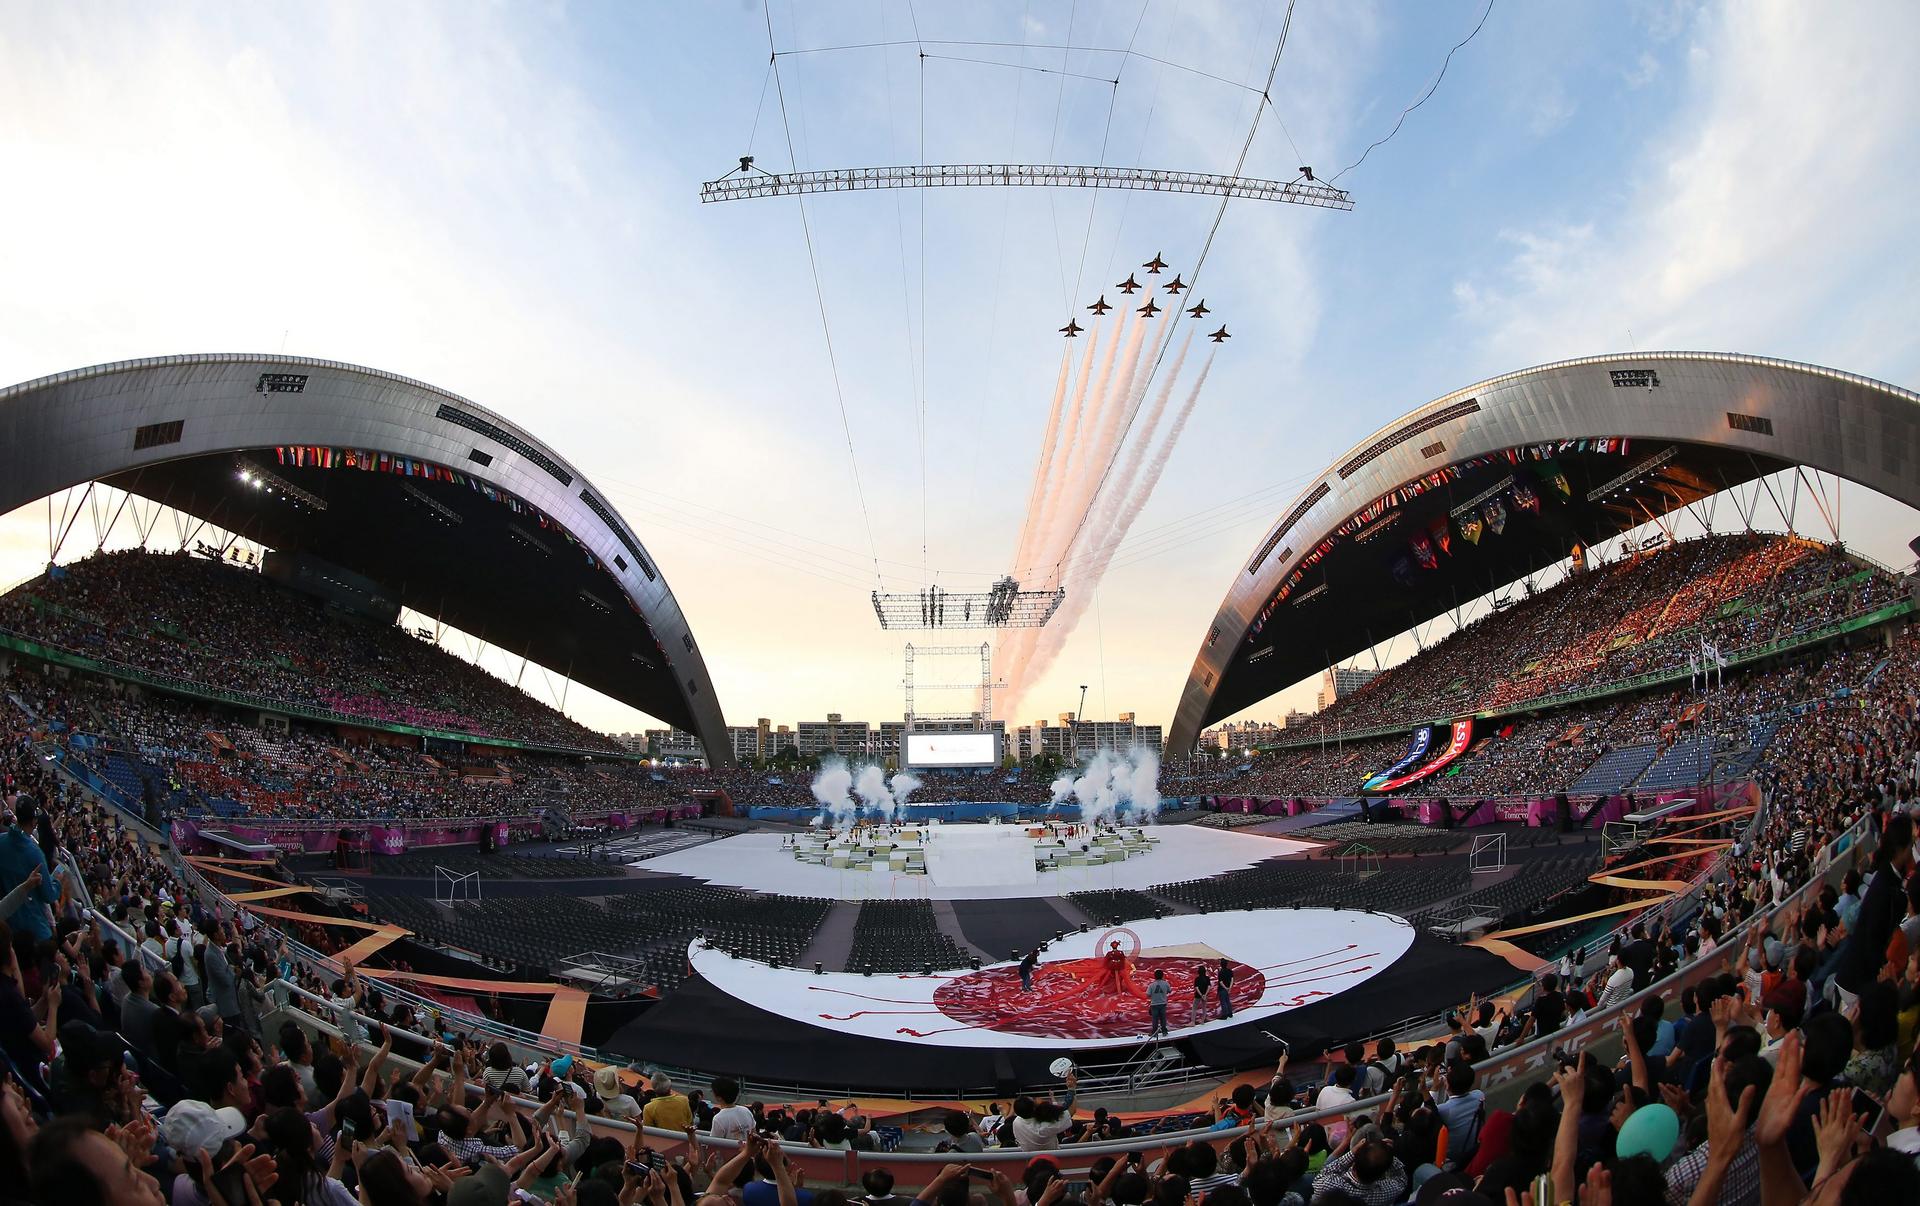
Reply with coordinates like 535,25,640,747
904,731,1000,769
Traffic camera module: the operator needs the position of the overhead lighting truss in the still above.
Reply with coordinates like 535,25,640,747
702,163,1354,210
872,577,1065,631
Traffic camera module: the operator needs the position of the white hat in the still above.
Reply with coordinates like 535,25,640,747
161,1100,247,1157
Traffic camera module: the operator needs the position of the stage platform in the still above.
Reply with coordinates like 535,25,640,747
636,824,1313,901
607,908,1521,1089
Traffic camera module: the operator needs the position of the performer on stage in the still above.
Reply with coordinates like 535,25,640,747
1099,940,1130,995
1191,962,1211,1025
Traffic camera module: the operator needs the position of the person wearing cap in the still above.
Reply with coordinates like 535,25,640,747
161,1098,248,1205
594,1065,640,1121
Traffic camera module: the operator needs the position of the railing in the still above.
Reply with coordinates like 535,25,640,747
40,684,1883,1149
246,803,1868,1189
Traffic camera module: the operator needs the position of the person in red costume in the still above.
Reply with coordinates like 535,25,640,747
1099,940,1130,994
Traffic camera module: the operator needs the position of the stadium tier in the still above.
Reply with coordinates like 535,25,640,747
1298,533,1900,735
5,520,1917,1190
0,548,623,752
5,355,1920,1191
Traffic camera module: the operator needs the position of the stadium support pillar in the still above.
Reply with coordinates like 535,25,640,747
1556,792,1571,833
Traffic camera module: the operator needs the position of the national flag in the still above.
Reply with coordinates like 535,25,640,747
1536,458,1572,497
1484,498,1507,535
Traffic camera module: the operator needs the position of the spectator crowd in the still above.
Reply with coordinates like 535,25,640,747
1,538,1919,1204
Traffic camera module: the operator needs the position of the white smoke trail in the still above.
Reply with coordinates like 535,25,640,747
811,759,855,829
1002,309,1150,700
1010,346,1076,578
1053,301,1169,570
1000,335,1102,691
1039,321,1109,527
1085,332,1192,551
1002,332,1189,717
1034,305,1152,571
1008,352,1216,705
1116,350,1216,536
1026,304,1135,581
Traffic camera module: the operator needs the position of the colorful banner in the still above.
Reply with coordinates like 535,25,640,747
1484,497,1507,535
1363,727,1435,791
1537,458,1572,498
1374,719,1474,792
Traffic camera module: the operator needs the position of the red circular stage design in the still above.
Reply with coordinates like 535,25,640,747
931,956,1264,1040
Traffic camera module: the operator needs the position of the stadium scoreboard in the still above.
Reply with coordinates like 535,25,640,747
903,731,1000,769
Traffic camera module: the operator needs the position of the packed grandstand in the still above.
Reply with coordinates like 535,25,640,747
5,506,1920,1205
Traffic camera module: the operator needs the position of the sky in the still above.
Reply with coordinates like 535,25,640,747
2,0,1917,741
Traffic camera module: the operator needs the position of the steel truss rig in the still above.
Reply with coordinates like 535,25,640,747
702,162,1355,210
903,642,1002,724
872,577,1065,631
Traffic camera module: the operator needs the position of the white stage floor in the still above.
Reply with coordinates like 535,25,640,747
687,908,1416,1048
636,824,1314,900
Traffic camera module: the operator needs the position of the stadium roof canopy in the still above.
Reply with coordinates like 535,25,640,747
0,354,730,761
1167,351,1920,754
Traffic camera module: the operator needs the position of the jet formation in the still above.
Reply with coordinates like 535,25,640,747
1057,255,1229,342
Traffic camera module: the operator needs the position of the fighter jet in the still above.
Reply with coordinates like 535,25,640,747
1137,298,1162,317
1116,274,1141,294
1186,299,1210,319
1060,319,1084,338
1143,252,1168,274
1208,325,1231,343
1086,295,1113,315
1163,274,1187,295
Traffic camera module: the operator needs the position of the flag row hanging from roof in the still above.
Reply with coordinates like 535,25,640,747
270,445,603,571
1247,440,1633,638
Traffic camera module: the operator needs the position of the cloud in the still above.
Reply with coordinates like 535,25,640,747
1526,79,1576,136
1451,0,1920,371
1623,50,1661,89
